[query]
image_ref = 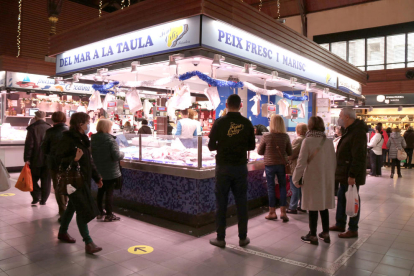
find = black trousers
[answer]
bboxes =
[369,151,382,176]
[97,179,116,216]
[391,159,401,175]
[30,166,51,203]
[215,164,248,240]
[309,209,329,236]
[404,148,413,167]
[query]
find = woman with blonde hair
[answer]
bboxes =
[258,114,292,222]
[91,119,125,222]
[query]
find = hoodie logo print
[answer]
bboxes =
[228,122,244,137]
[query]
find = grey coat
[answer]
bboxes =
[387,132,407,159]
[91,132,125,180]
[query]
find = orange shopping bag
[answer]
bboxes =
[15,164,33,192]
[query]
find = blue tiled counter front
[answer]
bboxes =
[96,166,268,227]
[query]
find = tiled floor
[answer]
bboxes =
[1,167,414,276]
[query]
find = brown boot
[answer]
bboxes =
[265,207,277,220]
[58,233,76,243]
[280,207,289,223]
[339,230,358,239]
[85,242,102,254]
[329,225,346,232]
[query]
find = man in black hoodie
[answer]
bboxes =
[24,111,51,205]
[208,94,256,248]
[330,108,368,238]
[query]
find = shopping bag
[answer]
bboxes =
[0,159,10,192]
[397,149,407,161]
[87,91,103,111]
[15,164,33,192]
[345,185,359,217]
[125,88,143,114]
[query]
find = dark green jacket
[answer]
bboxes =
[91,132,124,180]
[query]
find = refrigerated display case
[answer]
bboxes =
[0,125,26,170]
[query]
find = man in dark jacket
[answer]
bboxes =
[403,126,414,169]
[41,111,69,219]
[208,94,256,248]
[24,111,51,205]
[330,107,368,238]
[138,120,152,134]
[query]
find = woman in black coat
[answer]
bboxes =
[55,112,103,254]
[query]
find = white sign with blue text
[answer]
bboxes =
[201,16,338,89]
[7,72,94,94]
[56,16,201,75]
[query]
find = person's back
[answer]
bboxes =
[43,123,68,171]
[404,128,414,149]
[24,115,51,167]
[259,132,290,166]
[208,94,255,249]
[209,113,255,165]
[138,125,152,135]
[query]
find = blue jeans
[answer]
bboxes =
[289,176,301,210]
[265,165,286,208]
[215,165,248,240]
[336,184,360,232]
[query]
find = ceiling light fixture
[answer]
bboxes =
[54,77,63,85]
[131,61,140,72]
[212,54,225,67]
[242,63,257,74]
[271,71,279,80]
[290,77,297,87]
[97,68,108,76]
[72,73,82,82]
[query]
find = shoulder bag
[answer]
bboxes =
[57,161,84,195]
[392,138,407,161]
[276,138,293,175]
[114,162,123,191]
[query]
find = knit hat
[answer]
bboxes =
[34,111,46,119]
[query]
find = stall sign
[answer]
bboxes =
[201,16,339,89]
[55,16,201,75]
[365,94,414,106]
[6,72,94,94]
[0,71,5,87]
[338,74,362,96]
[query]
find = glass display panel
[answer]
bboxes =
[367,65,385,71]
[408,33,414,62]
[0,125,27,144]
[386,63,405,69]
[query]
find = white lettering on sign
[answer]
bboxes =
[338,74,362,96]
[201,16,340,89]
[55,16,201,75]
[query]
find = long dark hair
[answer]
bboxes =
[69,112,90,133]
[376,125,384,140]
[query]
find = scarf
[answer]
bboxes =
[306,130,326,138]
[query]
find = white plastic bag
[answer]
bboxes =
[102,93,115,111]
[345,185,359,217]
[87,91,103,111]
[126,88,143,114]
[0,159,10,192]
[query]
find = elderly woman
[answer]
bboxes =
[293,116,336,245]
[258,114,292,222]
[333,126,345,152]
[387,128,407,178]
[287,123,308,214]
[91,119,125,222]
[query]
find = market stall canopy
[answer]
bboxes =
[49,0,367,86]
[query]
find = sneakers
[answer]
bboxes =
[209,238,226,248]
[239,237,250,247]
[338,230,358,239]
[318,232,331,243]
[104,214,120,222]
[286,209,298,214]
[301,233,318,245]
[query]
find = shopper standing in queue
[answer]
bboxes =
[175,109,198,137]
[369,123,388,168]
[208,94,255,248]
[330,107,367,239]
[24,111,51,205]
[138,119,152,134]
[387,128,406,178]
[41,111,69,220]
[293,116,336,245]
[56,112,104,254]
[403,126,414,169]
[91,119,125,222]
[287,123,308,214]
[368,125,384,177]
[257,115,292,222]
[385,127,392,166]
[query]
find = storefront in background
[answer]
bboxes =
[48,0,366,227]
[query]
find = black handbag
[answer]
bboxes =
[56,162,84,195]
